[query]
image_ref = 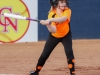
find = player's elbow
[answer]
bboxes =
[49,28,56,33]
[50,29,56,33]
[62,16,67,22]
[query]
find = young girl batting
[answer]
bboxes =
[30,0,76,75]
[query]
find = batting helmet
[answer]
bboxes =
[50,0,70,7]
[50,0,58,7]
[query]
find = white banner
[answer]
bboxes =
[17,0,38,43]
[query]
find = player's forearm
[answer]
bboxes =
[46,25,56,33]
[49,16,67,23]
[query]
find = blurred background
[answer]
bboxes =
[0,0,100,43]
[38,0,100,40]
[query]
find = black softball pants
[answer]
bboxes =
[36,32,75,68]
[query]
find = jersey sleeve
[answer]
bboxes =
[63,8,71,22]
[48,12,56,26]
[48,12,54,19]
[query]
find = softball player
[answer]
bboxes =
[30,0,76,75]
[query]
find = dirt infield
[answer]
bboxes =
[0,39,100,75]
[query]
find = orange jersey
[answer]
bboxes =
[48,8,71,38]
